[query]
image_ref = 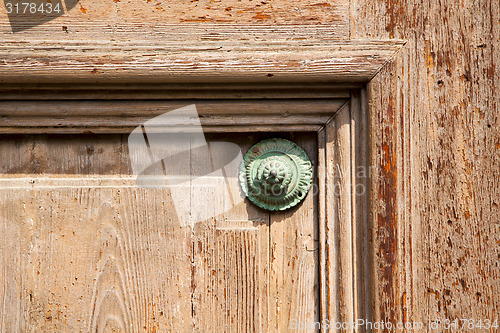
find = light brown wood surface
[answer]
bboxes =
[352,0,500,330]
[269,134,319,330]
[0,37,402,83]
[0,3,400,83]
[0,133,319,332]
[0,0,498,330]
[0,98,348,134]
[0,0,349,31]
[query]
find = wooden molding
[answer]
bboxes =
[0,83,353,100]
[318,93,369,326]
[0,97,349,133]
[0,25,404,84]
[0,25,402,134]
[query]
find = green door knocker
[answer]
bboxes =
[239,138,313,211]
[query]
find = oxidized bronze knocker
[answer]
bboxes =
[239,138,313,211]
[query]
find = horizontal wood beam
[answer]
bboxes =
[0,83,352,100]
[0,99,347,116]
[0,24,404,84]
[0,98,347,134]
[0,125,324,134]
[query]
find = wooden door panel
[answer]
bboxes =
[269,134,319,330]
[0,184,193,332]
[191,133,270,332]
[0,133,319,332]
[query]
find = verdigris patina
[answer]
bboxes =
[239,138,313,211]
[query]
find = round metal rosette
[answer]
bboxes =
[239,138,313,211]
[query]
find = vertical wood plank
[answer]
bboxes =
[351,89,370,331]
[323,104,357,332]
[191,133,270,332]
[269,133,319,332]
[353,0,500,327]
[332,105,354,332]
[317,128,328,326]
[324,117,340,330]
[0,190,23,332]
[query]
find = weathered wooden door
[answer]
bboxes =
[0,132,319,332]
[1,0,498,328]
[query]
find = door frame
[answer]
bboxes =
[0,24,405,330]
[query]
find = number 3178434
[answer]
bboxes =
[5,2,62,14]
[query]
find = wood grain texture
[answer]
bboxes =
[0,84,351,100]
[191,133,271,332]
[0,186,195,332]
[269,133,319,332]
[0,98,347,134]
[0,125,326,135]
[0,0,495,328]
[352,0,500,329]
[0,137,194,332]
[350,89,370,330]
[320,103,365,333]
[0,99,348,116]
[331,104,354,331]
[0,37,402,83]
[0,133,320,332]
[0,134,126,175]
[0,0,349,32]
